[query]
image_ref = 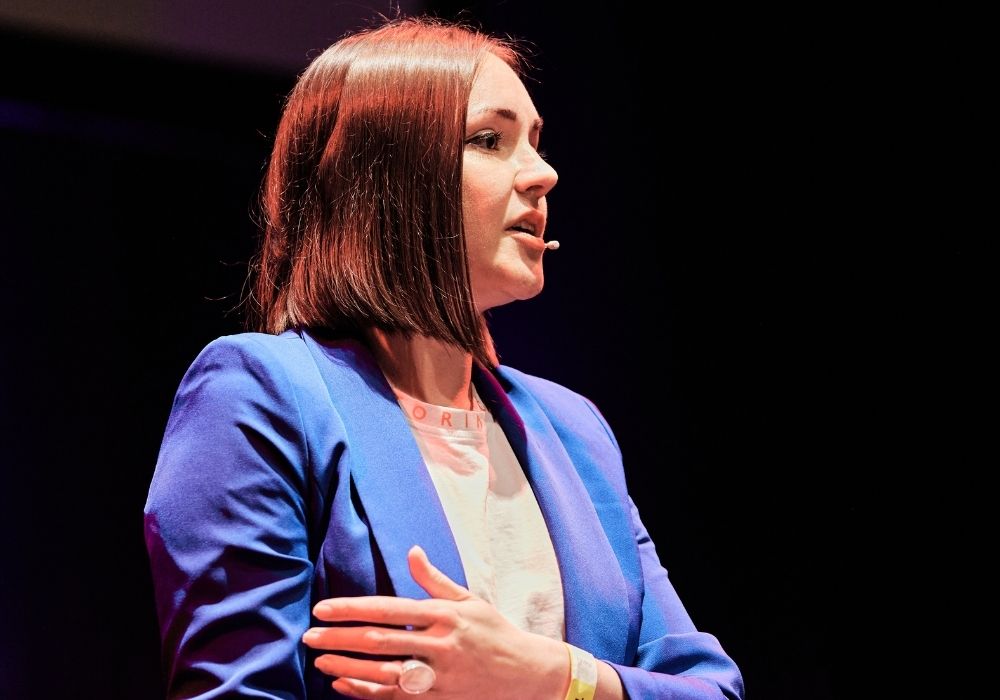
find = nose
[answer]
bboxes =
[514,149,558,201]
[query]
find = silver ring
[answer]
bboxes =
[397,658,436,694]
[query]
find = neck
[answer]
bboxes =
[365,330,475,410]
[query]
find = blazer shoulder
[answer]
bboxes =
[183,330,322,380]
[192,329,308,363]
[182,330,387,420]
[168,331,341,425]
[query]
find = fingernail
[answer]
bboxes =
[303,629,321,642]
[314,602,334,617]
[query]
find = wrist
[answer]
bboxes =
[521,633,574,700]
[563,643,597,700]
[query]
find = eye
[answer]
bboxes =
[464,130,504,150]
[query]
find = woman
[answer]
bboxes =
[144,15,744,700]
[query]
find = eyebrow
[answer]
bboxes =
[469,107,543,134]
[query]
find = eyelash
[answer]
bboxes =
[464,130,549,161]
[465,130,504,150]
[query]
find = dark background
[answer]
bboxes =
[0,2,973,699]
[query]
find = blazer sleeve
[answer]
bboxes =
[143,335,314,699]
[606,497,745,700]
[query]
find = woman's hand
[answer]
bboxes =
[302,545,568,699]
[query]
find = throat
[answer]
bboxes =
[366,329,476,409]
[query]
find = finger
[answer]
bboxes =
[314,653,401,686]
[304,625,400,653]
[313,596,440,627]
[303,625,435,657]
[331,676,397,699]
[408,544,473,601]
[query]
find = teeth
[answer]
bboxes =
[511,222,535,234]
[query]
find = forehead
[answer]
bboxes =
[467,53,538,117]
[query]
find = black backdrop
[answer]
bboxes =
[0,4,973,699]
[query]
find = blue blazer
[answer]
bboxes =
[144,329,744,699]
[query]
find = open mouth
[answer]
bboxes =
[507,223,537,236]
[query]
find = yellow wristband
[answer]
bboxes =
[564,643,597,700]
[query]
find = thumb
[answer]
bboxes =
[407,545,474,601]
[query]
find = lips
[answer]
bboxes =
[507,223,536,235]
[505,211,545,238]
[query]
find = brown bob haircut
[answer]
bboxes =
[248,16,523,368]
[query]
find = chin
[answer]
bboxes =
[511,279,545,305]
[510,263,545,296]
[475,276,544,312]
[523,275,545,299]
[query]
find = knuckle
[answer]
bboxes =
[364,629,390,652]
[440,636,463,655]
[441,607,463,628]
[446,606,472,632]
[378,661,400,684]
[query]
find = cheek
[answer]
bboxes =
[462,165,508,238]
[461,183,484,235]
[463,200,493,256]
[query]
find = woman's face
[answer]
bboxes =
[463,53,559,312]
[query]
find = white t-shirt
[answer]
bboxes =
[393,386,566,641]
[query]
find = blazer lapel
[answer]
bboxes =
[302,333,467,600]
[301,332,630,660]
[475,366,631,662]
